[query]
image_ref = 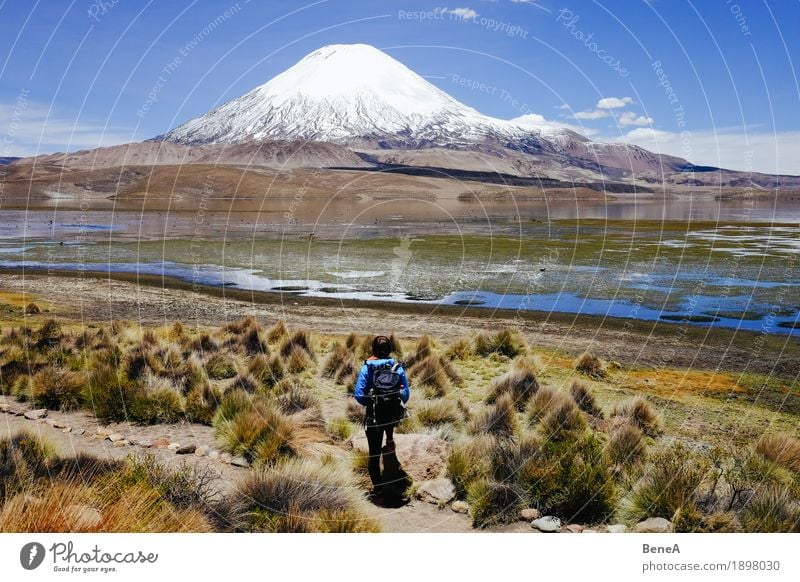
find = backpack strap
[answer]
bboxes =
[391,362,400,373]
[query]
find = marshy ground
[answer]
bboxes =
[1,272,798,533]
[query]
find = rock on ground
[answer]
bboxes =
[349,433,450,482]
[451,501,470,514]
[176,444,197,455]
[24,409,47,420]
[531,516,561,532]
[416,478,456,505]
[606,524,628,533]
[520,508,541,522]
[633,517,673,533]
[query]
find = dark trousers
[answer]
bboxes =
[365,424,394,490]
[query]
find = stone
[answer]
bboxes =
[633,517,673,533]
[176,444,197,455]
[194,445,210,457]
[416,478,456,505]
[46,419,68,429]
[219,453,233,464]
[95,427,112,437]
[167,443,181,451]
[107,433,124,443]
[349,433,451,482]
[564,524,584,533]
[607,524,628,533]
[66,504,102,530]
[531,516,562,532]
[150,438,170,449]
[113,440,129,447]
[128,438,149,447]
[0,401,9,412]
[520,508,541,522]
[231,456,250,468]
[24,409,47,420]
[9,407,26,416]
[70,428,85,436]
[208,450,220,460]
[451,500,470,514]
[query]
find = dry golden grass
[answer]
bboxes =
[612,397,662,437]
[755,433,800,473]
[574,351,606,379]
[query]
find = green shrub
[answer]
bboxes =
[0,431,54,500]
[527,386,570,425]
[83,363,138,423]
[444,338,472,360]
[214,389,253,424]
[447,435,495,498]
[248,353,284,387]
[327,417,354,441]
[415,399,462,428]
[130,388,184,424]
[538,399,586,441]
[185,383,223,425]
[740,486,800,532]
[276,383,321,414]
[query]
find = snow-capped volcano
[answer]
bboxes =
[160,43,571,149]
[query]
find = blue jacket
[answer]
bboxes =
[353,358,410,406]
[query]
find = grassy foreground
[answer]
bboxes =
[1,309,798,532]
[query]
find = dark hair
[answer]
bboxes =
[372,335,392,359]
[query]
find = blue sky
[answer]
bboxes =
[1,0,798,173]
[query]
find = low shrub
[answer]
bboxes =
[326,417,353,441]
[280,330,315,360]
[467,478,525,528]
[404,335,433,369]
[83,364,138,423]
[740,486,800,532]
[527,386,570,425]
[184,383,223,425]
[321,343,352,378]
[410,354,450,398]
[248,353,284,387]
[414,399,462,428]
[444,338,472,360]
[345,399,366,424]
[285,345,311,374]
[447,435,496,498]
[130,387,184,424]
[24,302,40,315]
[0,431,53,500]
[205,353,238,380]
[229,373,259,393]
[276,383,321,414]
[266,320,289,344]
[538,399,586,441]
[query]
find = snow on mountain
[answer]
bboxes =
[160,44,572,150]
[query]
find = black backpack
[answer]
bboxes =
[366,361,406,428]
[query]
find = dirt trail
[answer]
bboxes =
[0,398,480,533]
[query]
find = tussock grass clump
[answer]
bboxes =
[276,383,321,414]
[285,345,311,374]
[345,399,366,424]
[184,354,208,392]
[213,396,325,465]
[266,320,289,344]
[190,333,219,354]
[220,458,379,532]
[755,433,800,473]
[605,423,646,467]
[214,389,252,424]
[447,435,496,498]
[24,302,41,315]
[467,478,525,528]
[242,326,267,355]
[527,386,570,425]
[35,319,62,348]
[141,328,158,346]
[410,354,450,397]
[404,335,433,369]
[612,397,661,437]
[205,353,238,380]
[248,353,284,387]
[486,357,539,410]
[84,363,137,423]
[280,329,315,360]
[468,395,518,438]
[574,351,606,379]
[116,454,216,512]
[474,328,525,359]
[344,332,360,351]
[185,383,223,425]
[335,358,357,388]
[415,398,462,428]
[619,443,709,525]
[321,343,352,378]
[444,337,472,360]
[0,431,54,500]
[569,379,603,418]
[538,399,586,441]
[30,365,85,411]
[326,417,353,442]
[740,486,800,532]
[129,386,184,424]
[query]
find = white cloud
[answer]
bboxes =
[512,113,598,135]
[558,103,571,110]
[449,7,479,20]
[0,101,135,157]
[613,127,800,174]
[617,111,653,127]
[574,109,611,120]
[596,96,633,109]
